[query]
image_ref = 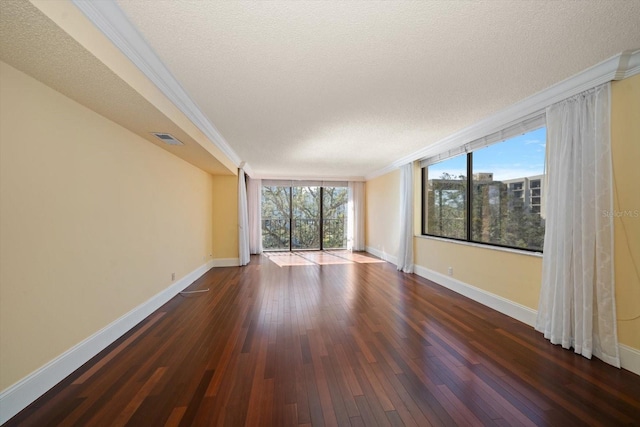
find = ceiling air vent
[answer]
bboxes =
[151,132,184,146]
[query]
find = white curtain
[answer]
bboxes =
[247,176,263,254]
[535,83,620,367]
[397,163,414,273]
[238,168,250,266]
[347,181,365,251]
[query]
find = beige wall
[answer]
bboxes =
[365,169,400,261]
[31,0,237,175]
[0,61,215,390]
[365,74,640,352]
[414,239,542,308]
[611,73,640,348]
[212,175,239,260]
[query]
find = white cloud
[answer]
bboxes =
[524,139,544,145]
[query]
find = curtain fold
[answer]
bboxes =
[397,163,414,273]
[238,168,250,266]
[535,82,619,367]
[247,176,262,254]
[347,181,365,251]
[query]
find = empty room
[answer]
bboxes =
[1,0,639,425]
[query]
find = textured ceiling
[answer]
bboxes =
[2,1,640,180]
[115,0,640,178]
[0,0,233,175]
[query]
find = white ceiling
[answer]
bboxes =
[112,0,640,179]
[4,1,640,180]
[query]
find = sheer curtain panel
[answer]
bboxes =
[238,168,250,266]
[397,163,414,273]
[247,176,262,254]
[535,83,620,367]
[347,181,365,251]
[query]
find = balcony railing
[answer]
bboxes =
[262,218,346,250]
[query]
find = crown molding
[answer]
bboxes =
[70,0,247,172]
[240,162,254,178]
[365,49,640,181]
[622,49,640,79]
[255,175,365,182]
[364,163,401,181]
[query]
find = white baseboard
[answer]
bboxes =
[413,265,538,326]
[619,344,640,376]
[212,258,240,267]
[413,264,640,377]
[365,246,398,266]
[0,260,214,425]
[1,259,637,424]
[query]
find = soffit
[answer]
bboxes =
[0,0,234,175]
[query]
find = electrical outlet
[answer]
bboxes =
[448,267,453,276]
[171,272,176,281]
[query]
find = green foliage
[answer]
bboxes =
[261,186,348,250]
[322,187,348,249]
[470,179,545,251]
[292,186,320,249]
[427,173,467,240]
[262,186,291,250]
[426,173,545,251]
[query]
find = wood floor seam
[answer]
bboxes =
[6,253,640,426]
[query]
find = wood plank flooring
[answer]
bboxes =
[6,253,640,426]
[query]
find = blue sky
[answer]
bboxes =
[428,127,546,181]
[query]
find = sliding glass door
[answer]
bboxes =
[292,186,321,250]
[322,186,348,249]
[261,185,291,251]
[261,182,348,251]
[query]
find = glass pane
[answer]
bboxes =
[471,127,546,251]
[425,154,467,239]
[292,186,320,250]
[322,187,348,249]
[261,186,291,250]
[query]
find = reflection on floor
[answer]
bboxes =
[264,250,386,267]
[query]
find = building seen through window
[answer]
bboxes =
[423,127,546,252]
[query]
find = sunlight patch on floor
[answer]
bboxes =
[264,251,385,267]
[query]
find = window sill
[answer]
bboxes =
[415,234,543,258]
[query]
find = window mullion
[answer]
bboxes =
[466,152,473,242]
[289,187,293,251]
[421,168,426,235]
[320,187,324,251]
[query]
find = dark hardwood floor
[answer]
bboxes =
[6,253,640,426]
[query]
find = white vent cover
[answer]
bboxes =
[151,132,184,146]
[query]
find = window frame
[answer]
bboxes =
[421,128,546,254]
[420,155,470,243]
[261,182,349,252]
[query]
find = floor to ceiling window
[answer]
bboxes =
[292,186,321,250]
[322,186,348,249]
[261,185,291,251]
[261,181,348,251]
